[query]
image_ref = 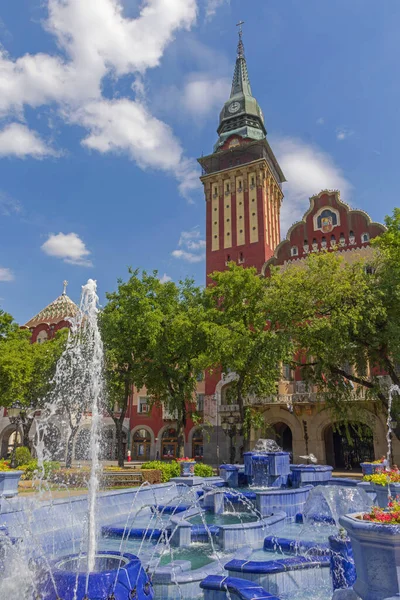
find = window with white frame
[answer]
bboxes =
[282,364,292,381]
[361,232,370,243]
[197,394,205,412]
[291,246,298,257]
[138,397,149,414]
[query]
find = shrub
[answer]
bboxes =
[20,460,61,481]
[142,460,180,482]
[15,446,31,467]
[0,459,10,471]
[194,463,213,477]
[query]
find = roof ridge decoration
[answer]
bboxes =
[24,283,79,329]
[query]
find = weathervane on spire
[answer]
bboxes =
[236,20,245,58]
[62,280,68,296]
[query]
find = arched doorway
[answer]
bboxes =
[271,422,293,453]
[161,428,177,459]
[75,429,91,460]
[1,429,21,459]
[192,430,203,460]
[100,428,114,460]
[132,429,151,461]
[324,422,374,469]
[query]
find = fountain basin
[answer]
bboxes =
[224,555,331,597]
[38,551,153,600]
[256,485,312,519]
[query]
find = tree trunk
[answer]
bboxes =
[21,416,34,450]
[65,426,79,468]
[177,404,187,459]
[237,381,250,452]
[114,418,125,468]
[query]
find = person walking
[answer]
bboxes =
[127,449,131,463]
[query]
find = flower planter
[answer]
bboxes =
[360,462,386,476]
[179,461,196,477]
[0,471,23,498]
[340,512,400,600]
[372,482,400,508]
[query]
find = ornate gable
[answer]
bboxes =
[262,190,386,274]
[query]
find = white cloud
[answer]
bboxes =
[159,273,172,283]
[0,267,14,282]
[336,127,354,141]
[172,229,206,263]
[205,0,228,19]
[182,75,230,117]
[0,190,21,215]
[41,232,92,266]
[316,117,324,125]
[0,0,200,199]
[66,98,200,198]
[0,123,55,158]
[272,136,352,236]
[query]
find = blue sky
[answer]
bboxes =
[0,0,399,324]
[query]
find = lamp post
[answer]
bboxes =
[221,413,243,464]
[7,404,23,469]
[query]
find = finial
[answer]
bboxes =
[236,20,245,58]
[62,280,68,296]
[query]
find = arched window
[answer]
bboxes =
[361,232,370,243]
[36,330,48,344]
[132,429,151,461]
[192,430,203,460]
[291,246,298,257]
[162,428,177,459]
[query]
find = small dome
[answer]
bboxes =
[24,282,78,328]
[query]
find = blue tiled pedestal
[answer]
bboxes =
[290,465,333,488]
[251,453,291,488]
[219,464,239,488]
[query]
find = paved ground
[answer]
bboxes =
[17,469,363,499]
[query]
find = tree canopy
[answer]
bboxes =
[205,262,293,448]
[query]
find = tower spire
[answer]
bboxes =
[231,21,252,98]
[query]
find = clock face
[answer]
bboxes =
[228,101,241,114]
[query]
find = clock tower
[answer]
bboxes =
[198,24,286,276]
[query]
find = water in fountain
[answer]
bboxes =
[33,279,105,576]
[252,439,282,453]
[302,485,372,526]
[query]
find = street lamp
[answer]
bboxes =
[7,404,24,469]
[221,413,243,464]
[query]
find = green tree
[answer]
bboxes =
[100,269,164,467]
[0,327,67,449]
[264,235,400,422]
[142,277,209,458]
[205,262,293,451]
